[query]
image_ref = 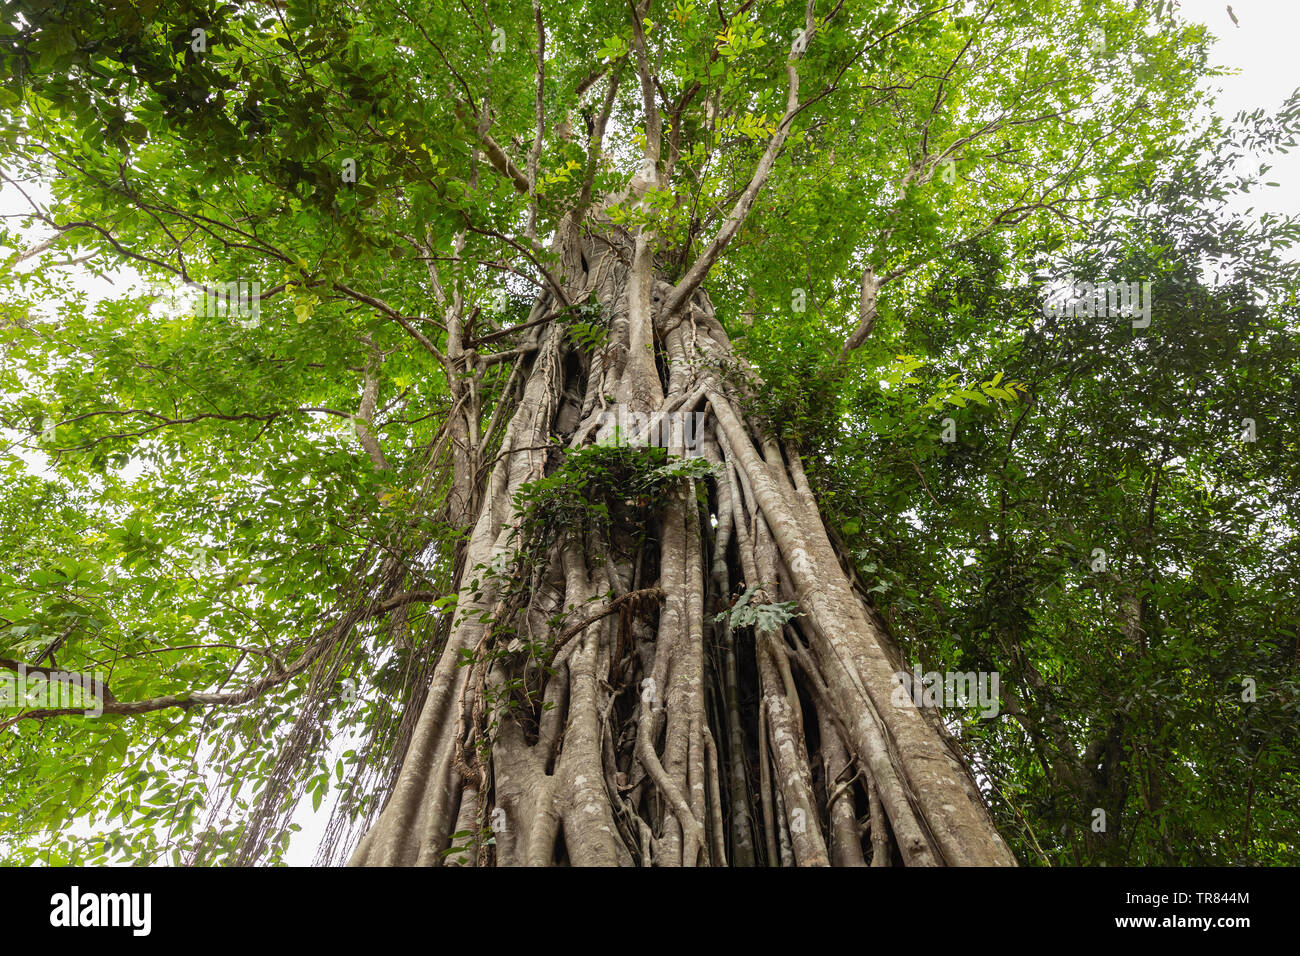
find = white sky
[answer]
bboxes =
[2,0,1297,865]
[1177,0,1300,224]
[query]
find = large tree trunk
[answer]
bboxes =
[347,219,1016,867]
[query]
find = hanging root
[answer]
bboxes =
[349,227,1015,867]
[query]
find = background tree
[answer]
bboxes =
[820,113,1300,864]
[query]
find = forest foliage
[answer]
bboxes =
[0,0,1296,864]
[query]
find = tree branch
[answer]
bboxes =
[0,591,443,730]
[660,0,821,320]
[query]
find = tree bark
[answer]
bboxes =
[348,220,1016,867]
